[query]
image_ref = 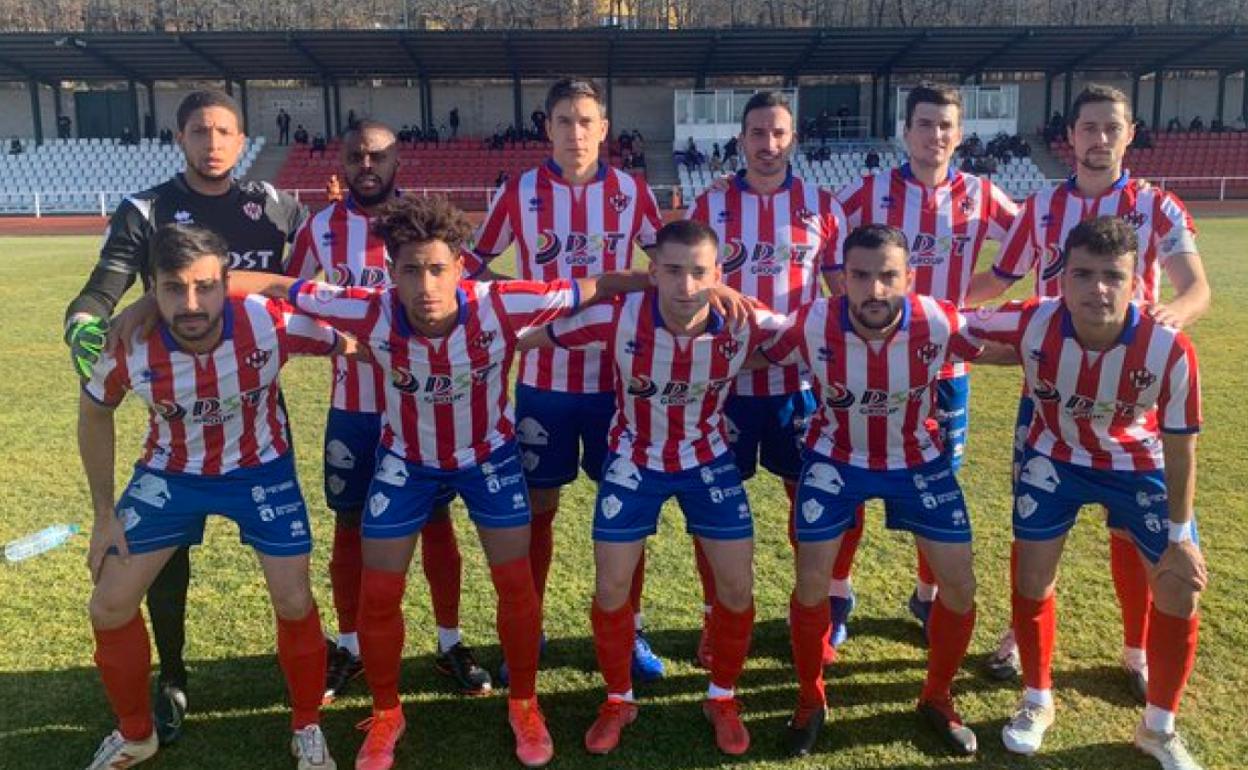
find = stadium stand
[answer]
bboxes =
[0,137,263,214]
[1050,132,1248,197]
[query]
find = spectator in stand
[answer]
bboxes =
[960,154,975,173]
[159,128,174,146]
[723,136,738,171]
[619,130,633,155]
[865,148,880,171]
[346,109,359,132]
[398,125,411,143]
[1188,115,1204,133]
[57,114,72,140]
[1167,116,1183,132]
[8,136,22,155]
[1233,114,1247,132]
[120,127,137,146]
[531,108,547,140]
[1131,120,1153,149]
[709,143,723,173]
[277,109,291,145]
[427,125,440,146]
[1209,117,1224,133]
[1044,111,1064,144]
[1009,133,1031,158]
[294,125,309,145]
[310,133,327,157]
[449,108,460,139]
[622,149,635,170]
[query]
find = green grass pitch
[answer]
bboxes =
[0,221,1245,769]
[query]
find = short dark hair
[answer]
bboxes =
[1063,215,1139,268]
[655,219,719,254]
[843,223,909,263]
[904,82,962,128]
[176,90,244,132]
[371,194,475,257]
[740,90,794,133]
[151,224,230,278]
[343,119,396,144]
[1068,84,1131,129]
[545,78,606,118]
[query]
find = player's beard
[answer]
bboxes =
[170,310,223,344]
[1077,148,1116,174]
[851,298,902,331]
[349,173,396,208]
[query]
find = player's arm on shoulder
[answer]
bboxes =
[965,269,1016,305]
[576,270,650,308]
[78,390,127,580]
[229,270,300,299]
[1148,250,1211,329]
[66,198,149,324]
[539,301,616,352]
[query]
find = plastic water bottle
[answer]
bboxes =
[4,523,80,563]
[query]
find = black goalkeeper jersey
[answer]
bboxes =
[65,174,308,322]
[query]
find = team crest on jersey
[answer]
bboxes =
[245,349,273,369]
[716,338,741,360]
[174,210,193,224]
[470,331,497,350]
[608,193,631,213]
[242,201,263,221]
[1129,367,1157,390]
[916,342,942,365]
[959,196,977,214]
[1121,210,1147,229]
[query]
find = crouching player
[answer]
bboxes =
[79,224,343,769]
[970,216,1207,770]
[755,224,986,757]
[521,220,769,757]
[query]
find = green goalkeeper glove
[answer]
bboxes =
[65,315,108,379]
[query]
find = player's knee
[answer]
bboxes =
[1151,575,1200,619]
[271,583,314,620]
[594,575,632,612]
[88,589,140,629]
[937,571,977,614]
[1014,565,1055,601]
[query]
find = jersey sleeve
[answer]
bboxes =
[984,180,1021,243]
[759,307,809,368]
[1158,334,1202,434]
[1154,190,1199,266]
[833,177,865,229]
[284,221,322,279]
[287,279,383,339]
[65,197,153,322]
[493,279,580,337]
[635,183,662,249]
[270,185,310,245]
[963,299,1031,351]
[746,302,788,350]
[685,191,710,223]
[82,349,131,408]
[819,192,850,272]
[548,298,618,349]
[465,183,516,277]
[991,197,1039,281]
[268,297,339,357]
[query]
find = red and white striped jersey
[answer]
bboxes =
[992,173,1197,301]
[289,278,579,470]
[836,164,1017,378]
[466,160,662,395]
[762,294,982,471]
[287,197,390,413]
[686,168,847,396]
[548,289,782,473]
[84,296,339,476]
[967,298,1201,471]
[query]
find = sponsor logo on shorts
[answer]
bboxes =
[369,492,390,518]
[512,492,527,510]
[485,471,524,495]
[290,519,307,538]
[737,502,751,519]
[521,450,541,472]
[129,474,172,509]
[801,498,824,524]
[119,507,141,531]
[601,494,623,520]
[1136,489,1167,508]
[516,417,550,447]
[803,463,845,495]
[951,509,967,527]
[326,440,357,470]
[604,456,643,491]
[1020,455,1060,493]
[375,453,410,486]
[709,485,745,504]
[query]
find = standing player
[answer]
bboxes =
[686,90,846,667]
[64,89,308,743]
[286,120,488,700]
[757,224,984,757]
[521,221,770,757]
[236,195,667,770]
[968,84,1211,688]
[970,217,1206,770]
[829,83,1018,646]
[466,78,667,682]
[79,225,341,769]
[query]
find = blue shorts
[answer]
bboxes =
[935,375,970,472]
[723,390,817,480]
[1012,445,1198,563]
[114,453,312,557]
[324,408,453,513]
[1012,394,1035,483]
[794,451,972,544]
[515,384,614,488]
[362,442,531,540]
[592,452,754,543]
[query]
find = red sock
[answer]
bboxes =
[916,547,936,586]
[1110,534,1151,649]
[921,600,976,702]
[629,549,646,618]
[329,524,362,635]
[1012,590,1056,690]
[277,604,327,729]
[831,505,866,581]
[1146,606,1199,713]
[709,600,755,691]
[789,595,830,708]
[591,599,635,696]
[529,509,556,606]
[421,515,462,629]
[358,567,407,710]
[93,613,153,741]
[491,556,542,700]
[693,539,717,607]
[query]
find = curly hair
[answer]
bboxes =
[371,194,475,257]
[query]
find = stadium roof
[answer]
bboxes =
[0,25,1244,84]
